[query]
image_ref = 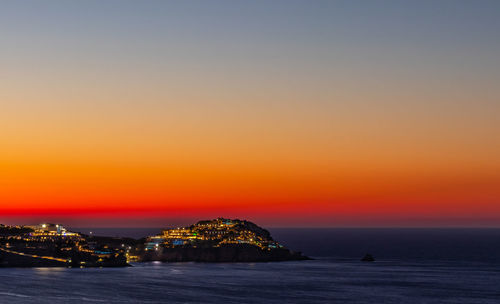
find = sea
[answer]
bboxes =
[1,228,499,303]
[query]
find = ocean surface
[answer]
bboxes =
[2,228,500,303]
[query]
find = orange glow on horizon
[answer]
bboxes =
[1,1,499,227]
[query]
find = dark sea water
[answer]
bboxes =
[2,228,500,303]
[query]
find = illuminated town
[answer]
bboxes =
[1,218,307,267]
[146,218,283,251]
[0,223,129,267]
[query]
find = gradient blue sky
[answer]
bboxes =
[1,0,499,227]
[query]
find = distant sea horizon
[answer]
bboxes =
[70,227,500,263]
[3,227,499,303]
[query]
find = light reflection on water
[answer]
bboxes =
[3,229,500,303]
[33,267,66,276]
[1,259,499,304]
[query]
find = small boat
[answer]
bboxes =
[361,254,375,262]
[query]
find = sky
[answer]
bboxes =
[1,0,499,227]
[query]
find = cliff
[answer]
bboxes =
[0,249,67,267]
[141,244,309,263]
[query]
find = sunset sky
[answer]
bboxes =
[1,0,499,227]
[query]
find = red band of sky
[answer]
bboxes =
[1,1,499,227]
